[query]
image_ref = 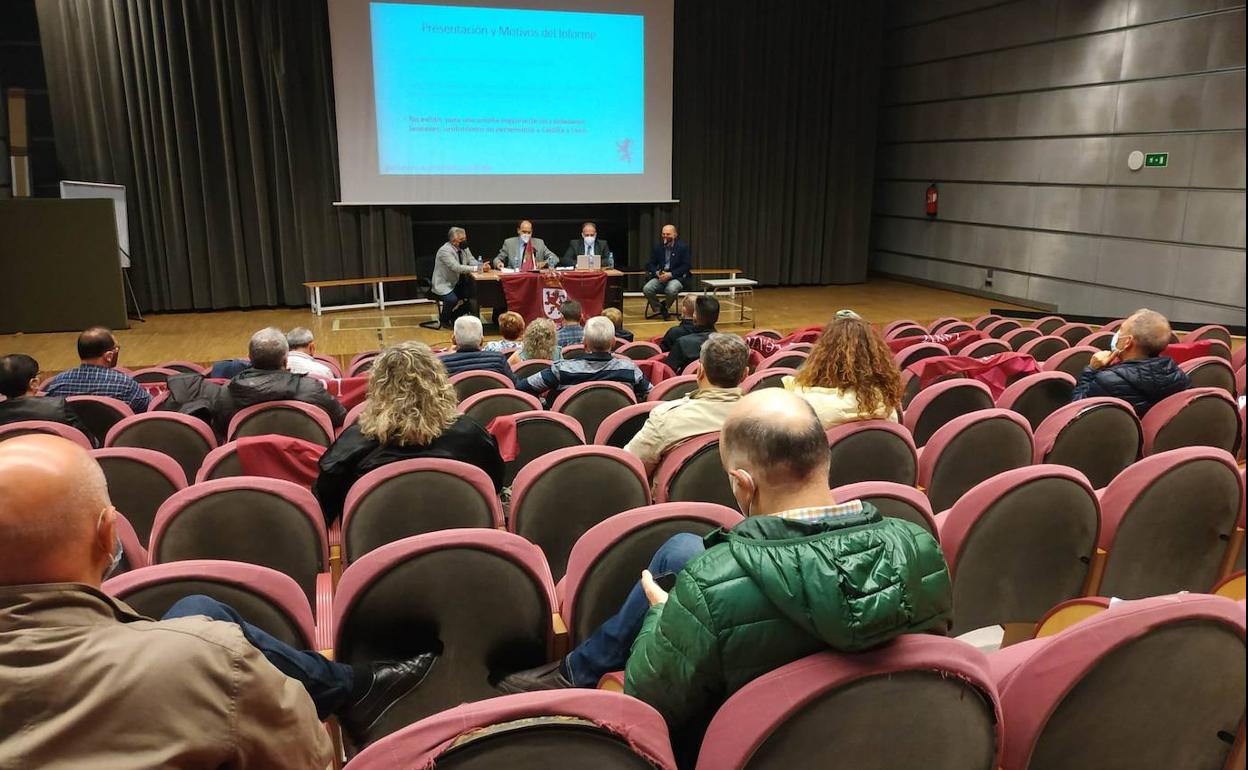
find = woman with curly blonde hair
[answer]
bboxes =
[508,317,562,366]
[783,314,902,427]
[315,341,504,524]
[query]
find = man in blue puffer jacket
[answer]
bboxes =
[1071,308,1190,417]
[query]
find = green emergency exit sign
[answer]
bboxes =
[1145,152,1169,167]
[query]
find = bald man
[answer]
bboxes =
[0,436,434,766]
[1071,308,1190,416]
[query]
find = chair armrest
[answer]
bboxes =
[549,612,569,659]
[597,671,625,692]
[316,571,335,655]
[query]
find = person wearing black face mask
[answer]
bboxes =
[431,226,479,330]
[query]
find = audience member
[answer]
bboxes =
[0,435,435,765]
[1071,308,1190,416]
[659,295,698,352]
[602,307,634,344]
[316,342,504,524]
[556,301,585,348]
[484,312,526,354]
[625,334,748,474]
[665,296,720,375]
[439,316,517,382]
[42,327,150,413]
[784,315,902,427]
[518,317,652,404]
[215,327,346,433]
[0,354,94,443]
[508,318,563,366]
[500,390,950,763]
[284,327,335,379]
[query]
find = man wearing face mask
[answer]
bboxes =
[494,220,559,272]
[561,221,614,268]
[1071,307,1190,416]
[643,223,693,320]
[431,226,480,330]
[0,435,437,766]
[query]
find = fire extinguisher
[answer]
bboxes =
[925,183,938,218]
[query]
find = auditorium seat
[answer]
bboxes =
[1032,397,1141,489]
[694,639,1001,770]
[91,447,187,545]
[959,339,1010,357]
[828,481,937,538]
[1051,323,1095,347]
[1094,447,1243,599]
[647,375,699,402]
[458,388,543,430]
[112,510,149,575]
[130,366,181,386]
[989,594,1245,770]
[512,357,554,379]
[653,432,737,511]
[1030,596,1111,640]
[942,321,976,335]
[825,420,918,487]
[226,400,335,446]
[1001,327,1042,351]
[1182,324,1232,346]
[502,411,585,486]
[312,354,343,377]
[1237,365,1246,397]
[682,360,702,376]
[1030,315,1067,335]
[1212,570,1245,601]
[996,371,1077,430]
[160,360,210,375]
[1017,335,1069,363]
[756,349,809,370]
[883,325,928,343]
[510,445,650,580]
[66,395,134,446]
[551,381,637,444]
[149,477,329,604]
[1141,387,1240,455]
[104,560,317,649]
[784,342,814,354]
[749,328,783,340]
[740,367,798,393]
[934,465,1099,638]
[562,344,588,360]
[195,436,323,488]
[971,314,1002,330]
[616,341,662,360]
[1100,318,1125,332]
[146,391,172,411]
[342,458,504,564]
[894,342,950,369]
[1040,345,1098,378]
[449,369,515,403]
[928,316,962,333]
[982,318,1022,339]
[903,378,995,448]
[332,530,560,744]
[593,402,660,447]
[882,320,922,337]
[105,412,217,483]
[0,419,93,450]
[1204,338,1233,361]
[1179,356,1236,394]
[918,409,1034,512]
[1076,330,1114,350]
[1231,344,1246,372]
[559,502,742,646]
[348,351,379,377]
[341,400,368,432]
[345,690,678,770]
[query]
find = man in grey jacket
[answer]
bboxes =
[432,226,479,329]
[493,220,559,271]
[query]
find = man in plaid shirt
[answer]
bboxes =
[555,300,585,348]
[43,328,150,414]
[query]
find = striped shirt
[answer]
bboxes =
[43,364,151,414]
[774,499,865,523]
[518,352,651,403]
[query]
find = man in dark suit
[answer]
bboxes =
[644,224,692,321]
[560,222,614,268]
[0,354,94,444]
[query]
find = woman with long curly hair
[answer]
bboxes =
[784,314,902,427]
[508,317,562,366]
[314,341,504,525]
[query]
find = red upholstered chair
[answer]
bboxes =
[457,388,543,429]
[1205,339,1232,361]
[502,411,585,486]
[332,530,560,744]
[941,321,976,335]
[928,316,963,333]
[510,445,650,580]
[195,436,323,488]
[1030,315,1067,335]
[918,409,1033,512]
[449,369,515,403]
[694,638,1002,770]
[0,419,93,450]
[1141,387,1240,455]
[91,447,186,545]
[512,358,554,379]
[1051,323,1095,346]
[933,465,1099,637]
[1179,356,1236,394]
[971,314,1002,330]
[634,358,676,385]
[756,349,809,370]
[1100,318,1125,332]
[653,432,738,512]
[825,420,918,488]
[749,328,784,340]
[616,341,663,360]
[1237,364,1246,397]
[1231,344,1246,372]
[903,378,995,448]
[105,412,217,484]
[342,400,368,431]
[1076,330,1114,350]
[1001,327,1042,351]
[226,400,335,446]
[647,375,699,402]
[159,360,209,375]
[959,339,1011,357]
[740,367,798,393]
[829,481,937,538]
[1032,397,1141,489]
[883,325,928,342]
[682,359,702,376]
[66,395,134,447]
[882,319,922,336]
[561,343,588,360]
[1093,447,1243,599]
[1183,324,1232,346]
[348,353,378,378]
[996,371,1077,430]
[593,401,660,447]
[342,459,504,564]
[311,354,343,377]
[784,342,814,354]
[146,391,172,412]
[130,366,181,386]
[551,381,637,444]
[989,594,1245,770]
[982,318,1023,339]
[149,477,329,605]
[1017,335,1069,363]
[345,690,677,770]
[559,502,742,646]
[111,511,149,576]
[1040,345,1098,378]
[894,342,951,369]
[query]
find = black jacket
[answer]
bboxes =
[440,349,517,383]
[666,326,716,375]
[1070,356,1191,417]
[314,415,504,525]
[659,319,696,353]
[647,240,693,284]
[0,396,96,447]
[216,368,346,434]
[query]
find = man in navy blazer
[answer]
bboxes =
[644,224,692,321]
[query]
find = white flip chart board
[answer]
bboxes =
[59,180,130,268]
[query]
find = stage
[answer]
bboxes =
[3,278,1033,374]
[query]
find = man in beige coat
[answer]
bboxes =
[0,435,433,768]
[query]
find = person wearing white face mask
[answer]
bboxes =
[494,220,558,272]
[1071,307,1190,417]
[561,221,613,268]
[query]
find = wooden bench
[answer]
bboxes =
[302,275,434,316]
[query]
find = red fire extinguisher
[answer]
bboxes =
[925,183,938,217]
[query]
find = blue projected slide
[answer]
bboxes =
[370,3,645,175]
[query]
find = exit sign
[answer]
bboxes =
[1145,152,1169,167]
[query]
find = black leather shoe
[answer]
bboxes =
[495,660,574,694]
[339,653,436,747]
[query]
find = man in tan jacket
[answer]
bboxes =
[0,435,433,769]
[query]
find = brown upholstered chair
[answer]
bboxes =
[1182,324,1232,346]
[960,339,1011,357]
[918,409,1033,512]
[825,420,918,488]
[1033,397,1142,489]
[903,378,995,448]
[740,367,798,393]
[593,401,661,447]
[1142,387,1240,455]
[91,447,187,545]
[457,389,543,430]
[982,318,1023,339]
[502,411,585,486]
[996,371,1077,430]
[894,342,951,369]
[105,412,218,484]
[551,381,637,445]
[1029,315,1067,335]
[616,341,663,360]
[756,350,810,370]
[66,395,134,446]
[1002,327,1042,351]
[1179,356,1236,394]
[511,358,554,379]
[1076,330,1114,350]
[647,375,700,402]
[226,400,335,446]
[971,314,1002,330]
[1041,345,1098,378]
[653,432,738,512]
[1017,335,1069,363]
[0,419,94,450]
[449,369,515,403]
[829,481,937,539]
[1051,323,1095,346]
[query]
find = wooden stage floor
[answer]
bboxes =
[3,278,1033,374]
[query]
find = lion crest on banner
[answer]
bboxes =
[541,273,567,321]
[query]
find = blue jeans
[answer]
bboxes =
[564,533,706,687]
[163,595,354,720]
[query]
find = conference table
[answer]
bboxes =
[469,268,626,317]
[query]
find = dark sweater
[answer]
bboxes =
[0,396,96,447]
[439,349,517,383]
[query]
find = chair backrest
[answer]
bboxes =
[1231,344,1246,373]
[349,350,379,368]
[1097,447,1244,599]
[919,409,1034,512]
[680,359,702,376]
[694,638,1002,770]
[653,432,738,511]
[1002,327,1042,351]
[991,594,1245,770]
[828,481,937,538]
[510,445,651,580]
[593,401,661,447]
[226,400,335,446]
[1017,335,1069,362]
[1077,330,1114,350]
[449,369,515,403]
[756,350,809,370]
[825,420,918,487]
[959,339,1010,357]
[343,458,504,564]
[1179,356,1236,394]
[1142,387,1241,455]
[130,366,180,384]
[1033,397,1142,488]
[1182,324,1232,346]
[903,378,995,447]
[971,314,1002,330]
[883,324,928,341]
[1205,339,1233,362]
[616,341,663,361]
[512,358,554,379]
[348,357,377,377]
[1052,323,1095,346]
[995,371,1077,430]
[740,367,798,393]
[894,342,951,370]
[749,328,784,340]
[0,419,93,450]
[110,510,149,575]
[983,318,1023,339]
[458,389,544,429]
[561,503,743,645]
[66,395,134,446]
[937,465,1099,636]
[149,477,328,603]
[104,411,217,484]
[562,344,588,360]
[1030,315,1067,335]
[1100,318,1126,332]
[312,354,343,377]
[194,435,323,488]
[333,530,558,743]
[882,320,921,336]
[346,690,678,770]
[647,375,699,402]
[103,560,316,649]
[90,447,187,545]
[1237,364,1246,397]
[503,411,585,486]
[1041,345,1099,378]
[551,381,637,443]
[928,316,962,334]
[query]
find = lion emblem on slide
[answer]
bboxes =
[617,138,633,164]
